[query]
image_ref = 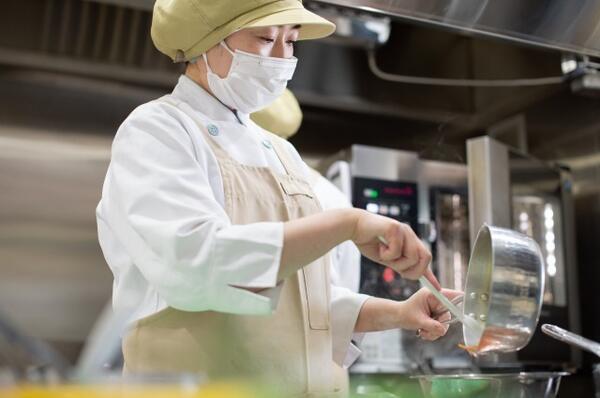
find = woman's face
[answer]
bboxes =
[203,24,300,78]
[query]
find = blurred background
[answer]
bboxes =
[1,0,600,396]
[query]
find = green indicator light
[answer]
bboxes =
[364,188,379,198]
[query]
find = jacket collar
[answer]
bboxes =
[172,75,249,125]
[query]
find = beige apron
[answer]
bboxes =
[122,99,347,397]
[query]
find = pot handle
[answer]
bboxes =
[541,324,600,358]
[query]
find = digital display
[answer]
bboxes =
[382,185,415,197]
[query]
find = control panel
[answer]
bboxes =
[353,177,420,301]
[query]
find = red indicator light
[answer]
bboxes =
[383,268,395,283]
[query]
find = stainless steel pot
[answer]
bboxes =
[412,372,568,398]
[462,224,545,352]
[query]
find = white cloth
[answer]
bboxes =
[96,75,369,366]
[312,174,361,294]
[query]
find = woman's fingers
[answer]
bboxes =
[441,288,464,300]
[379,224,422,272]
[417,317,449,341]
[368,218,436,284]
[399,241,433,281]
[378,224,405,262]
[428,288,464,311]
[435,311,452,324]
[422,269,441,290]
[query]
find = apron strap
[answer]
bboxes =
[269,135,305,179]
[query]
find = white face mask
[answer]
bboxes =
[202,41,297,114]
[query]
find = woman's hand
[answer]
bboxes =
[396,288,463,341]
[280,208,439,286]
[350,209,440,288]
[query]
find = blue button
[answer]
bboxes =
[207,124,219,136]
[262,139,272,149]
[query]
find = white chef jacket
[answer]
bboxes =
[312,174,361,294]
[96,75,369,366]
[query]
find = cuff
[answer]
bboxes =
[330,287,370,367]
[344,332,367,366]
[209,222,284,314]
[214,282,284,315]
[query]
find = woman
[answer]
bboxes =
[96,0,460,396]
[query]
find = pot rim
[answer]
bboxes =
[410,371,570,380]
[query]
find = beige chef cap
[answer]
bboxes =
[152,0,336,62]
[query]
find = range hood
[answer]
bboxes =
[312,0,600,58]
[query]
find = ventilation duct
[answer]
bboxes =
[312,0,600,58]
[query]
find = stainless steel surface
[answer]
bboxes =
[0,127,113,344]
[541,324,600,357]
[559,169,583,367]
[419,161,469,293]
[419,160,468,188]
[314,0,600,58]
[412,372,569,398]
[467,136,511,245]
[350,145,419,182]
[463,224,545,352]
[431,192,469,290]
[314,6,391,48]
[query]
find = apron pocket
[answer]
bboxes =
[280,178,314,199]
[302,262,330,330]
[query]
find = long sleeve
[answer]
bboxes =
[99,104,283,315]
[330,285,369,367]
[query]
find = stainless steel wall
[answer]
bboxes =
[0,126,113,349]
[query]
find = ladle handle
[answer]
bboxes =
[418,275,465,323]
[376,235,482,333]
[542,324,600,358]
